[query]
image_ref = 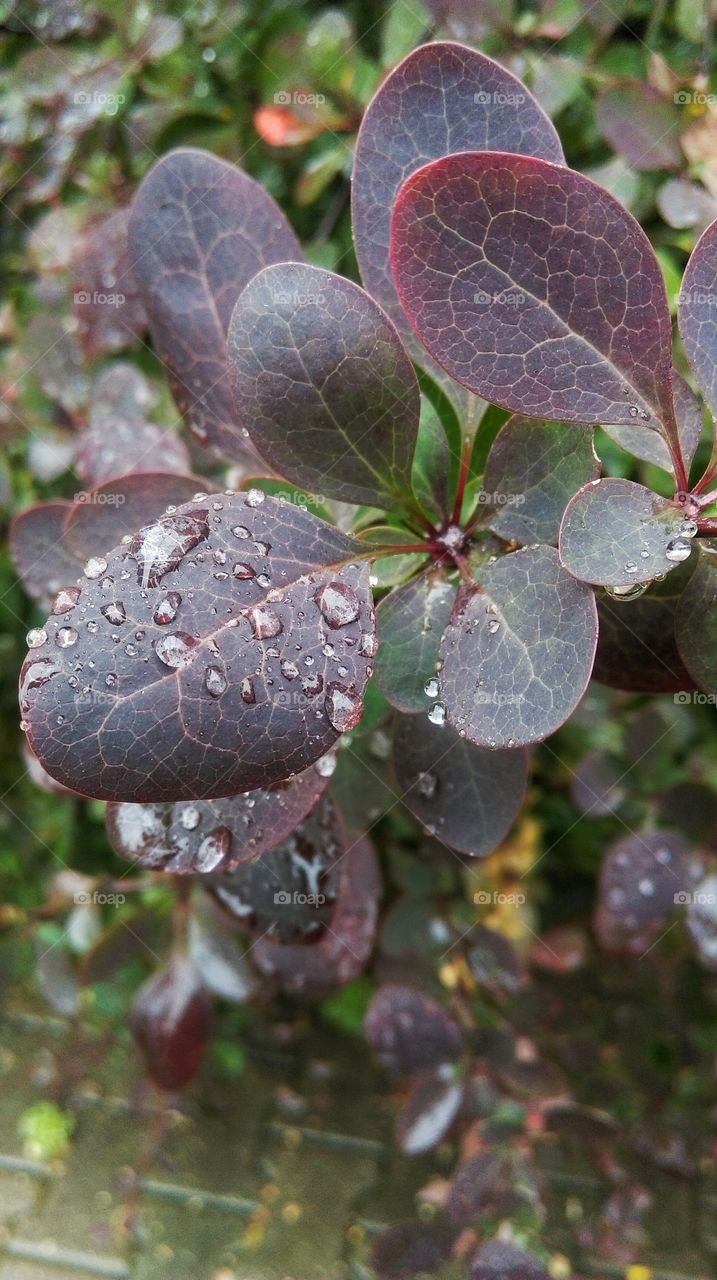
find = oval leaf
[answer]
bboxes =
[484,416,599,546]
[559,478,687,587]
[679,217,717,422]
[374,571,456,713]
[10,501,80,610]
[130,952,212,1091]
[595,82,683,172]
[353,41,563,408]
[20,493,375,801]
[128,148,303,461]
[227,262,419,508]
[603,369,703,476]
[63,472,201,560]
[391,152,675,435]
[106,764,330,873]
[364,983,464,1073]
[437,545,597,747]
[595,830,689,955]
[396,1071,463,1155]
[393,715,527,855]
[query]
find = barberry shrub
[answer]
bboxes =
[13,41,717,1098]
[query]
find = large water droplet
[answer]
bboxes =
[605,581,648,601]
[245,488,265,507]
[665,538,692,564]
[428,701,447,726]
[84,557,108,579]
[27,628,48,649]
[240,676,256,704]
[56,627,79,648]
[180,805,201,831]
[154,632,198,669]
[315,582,361,629]
[231,524,251,540]
[101,601,126,626]
[325,683,362,732]
[233,562,256,580]
[129,509,209,588]
[424,677,440,699]
[52,587,81,615]
[281,660,299,680]
[153,592,182,625]
[247,605,282,639]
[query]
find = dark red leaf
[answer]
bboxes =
[675,545,717,693]
[128,148,303,461]
[391,152,676,438]
[679,217,717,423]
[352,41,563,409]
[596,82,683,171]
[77,364,191,486]
[594,830,690,955]
[130,952,212,1091]
[9,501,81,610]
[593,559,697,694]
[466,925,526,996]
[559,479,687,588]
[63,472,201,561]
[20,493,375,801]
[72,208,147,356]
[446,1153,507,1225]
[484,416,599,547]
[570,749,626,816]
[374,571,456,714]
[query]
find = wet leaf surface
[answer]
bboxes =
[559,478,686,587]
[72,208,147,356]
[602,369,703,477]
[228,262,419,508]
[251,834,380,995]
[20,493,375,801]
[9,500,81,610]
[77,364,191,485]
[352,41,562,411]
[438,546,597,747]
[484,416,599,546]
[393,715,527,856]
[106,762,329,873]
[63,472,201,560]
[374,571,456,713]
[128,148,303,460]
[392,153,675,435]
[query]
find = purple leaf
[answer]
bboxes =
[372,1218,455,1280]
[596,82,683,172]
[483,416,599,546]
[678,217,717,422]
[470,1239,550,1280]
[250,834,380,995]
[364,983,464,1073]
[391,152,676,440]
[570,749,626,817]
[352,41,563,409]
[130,952,212,1091]
[446,1153,507,1225]
[593,560,697,693]
[594,830,690,955]
[19,493,375,801]
[228,262,419,508]
[675,545,717,693]
[559,478,687,587]
[466,925,526,997]
[77,364,191,486]
[63,472,202,561]
[393,715,527,855]
[72,207,147,356]
[396,1070,463,1154]
[128,148,303,461]
[437,546,597,748]
[9,501,81,611]
[106,764,330,874]
[374,571,456,713]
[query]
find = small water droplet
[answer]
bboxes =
[315,749,337,778]
[56,626,78,648]
[233,562,256,580]
[27,628,48,649]
[205,665,227,697]
[416,770,438,799]
[424,677,440,698]
[315,582,361,629]
[240,676,256,704]
[196,826,232,871]
[487,618,500,634]
[281,660,300,680]
[325,683,362,732]
[605,581,648,601]
[245,488,265,507]
[247,605,282,639]
[231,524,251,540]
[181,805,201,830]
[428,701,447,726]
[665,537,692,563]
